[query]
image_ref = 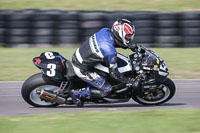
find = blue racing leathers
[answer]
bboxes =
[72,28,128,98]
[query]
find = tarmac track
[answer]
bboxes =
[0,79,200,116]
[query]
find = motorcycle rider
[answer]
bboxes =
[71,18,140,106]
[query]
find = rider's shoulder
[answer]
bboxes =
[95,28,116,56]
[96,28,111,37]
[96,28,114,43]
[99,41,117,57]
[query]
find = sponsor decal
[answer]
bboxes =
[156,58,160,64]
[42,94,54,100]
[153,67,159,71]
[92,35,99,52]
[35,58,41,64]
[154,65,158,68]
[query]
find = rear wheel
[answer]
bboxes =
[132,78,176,105]
[21,73,60,107]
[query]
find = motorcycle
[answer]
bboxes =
[21,45,176,107]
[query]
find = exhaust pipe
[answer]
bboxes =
[36,89,67,104]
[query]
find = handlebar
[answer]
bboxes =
[129,43,146,54]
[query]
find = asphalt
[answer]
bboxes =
[0,80,200,116]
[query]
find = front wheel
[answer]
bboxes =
[21,73,61,107]
[132,78,176,105]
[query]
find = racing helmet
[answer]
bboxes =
[111,18,135,47]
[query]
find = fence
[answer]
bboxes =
[0,9,200,47]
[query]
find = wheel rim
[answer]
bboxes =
[136,84,171,104]
[29,85,59,106]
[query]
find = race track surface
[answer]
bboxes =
[0,80,200,116]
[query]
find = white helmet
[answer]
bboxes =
[111,18,135,47]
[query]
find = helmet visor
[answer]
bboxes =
[125,34,134,42]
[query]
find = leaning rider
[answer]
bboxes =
[71,18,140,105]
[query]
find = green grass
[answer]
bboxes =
[0,110,200,133]
[0,0,200,11]
[0,47,200,81]
[0,47,75,81]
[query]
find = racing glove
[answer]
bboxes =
[109,66,141,90]
[126,77,141,90]
[128,42,138,52]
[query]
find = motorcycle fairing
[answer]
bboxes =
[33,52,67,81]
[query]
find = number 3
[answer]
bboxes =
[47,64,56,76]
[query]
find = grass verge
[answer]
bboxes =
[0,0,200,11]
[0,47,200,81]
[0,110,200,133]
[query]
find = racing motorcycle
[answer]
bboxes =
[21,45,176,107]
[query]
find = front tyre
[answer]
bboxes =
[21,73,60,107]
[132,78,176,105]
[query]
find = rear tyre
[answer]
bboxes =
[21,73,60,107]
[132,78,176,105]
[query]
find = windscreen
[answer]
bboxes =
[142,49,160,67]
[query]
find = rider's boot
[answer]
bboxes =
[71,87,91,107]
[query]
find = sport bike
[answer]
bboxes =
[21,46,176,107]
